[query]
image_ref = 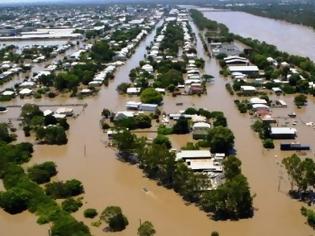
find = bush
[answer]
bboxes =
[84,208,98,218]
[263,139,275,149]
[301,206,315,228]
[172,117,190,134]
[225,83,234,95]
[100,206,129,231]
[157,125,173,135]
[138,221,156,236]
[294,94,307,107]
[62,198,82,213]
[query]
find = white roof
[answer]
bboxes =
[126,101,141,108]
[142,64,153,72]
[53,113,66,119]
[250,97,267,105]
[155,88,166,93]
[241,85,256,91]
[272,87,282,92]
[56,107,73,114]
[43,109,53,116]
[19,88,32,95]
[191,115,207,123]
[2,90,14,96]
[229,66,259,72]
[192,122,211,129]
[126,87,141,94]
[176,150,211,161]
[115,111,135,118]
[186,159,220,171]
[252,104,270,110]
[271,127,297,135]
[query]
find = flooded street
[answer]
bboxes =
[1,13,315,236]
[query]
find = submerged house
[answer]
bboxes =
[229,65,259,76]
[270,127,297,139]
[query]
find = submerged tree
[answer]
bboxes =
[138,221,156,236]
[100,206,128,231]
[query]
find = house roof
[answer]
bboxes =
[271,127,297,135]
[176,150,211,161]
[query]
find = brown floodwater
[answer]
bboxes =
[201,8,315,62]
[1,17,315,236]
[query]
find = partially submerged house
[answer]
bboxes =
[270,127,297,139]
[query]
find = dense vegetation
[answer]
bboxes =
[21,104,69,144]
[112,129,253,220]
[160,22,184,56]
[90,40,115,63]
[140,88,163,104]
[0,137,91,236]
[251,120,274,149]
[114,113,152,130]
[27,161,57,184]
[190,9,232,41]
[282,154,315,201]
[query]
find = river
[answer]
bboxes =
[1,14,315,236]
[183,5,315,62]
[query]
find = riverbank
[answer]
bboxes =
[182,6,315,62]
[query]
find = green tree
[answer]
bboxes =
[172,117,190,134]
[0,123,14,143]
[45,179,84,199]
[207,127,234,153]
[153,135,172,149]
[36,125,67,145]
[294,94,307,107]
[84,208,98,218]
[100,206,129,231]
[112,129,141,156]
[201,174,253,219]
[90,40,114,63]
[223,156,241,180]
[0,187,31,214]
[21,103,43,122]
[138,221,156,236]
[27,161,57,184]
[282,154,302,191]
[62,198,82,213]
[140,88,163,105]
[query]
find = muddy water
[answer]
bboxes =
[197,8,315,62]
[1,19,315,236]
